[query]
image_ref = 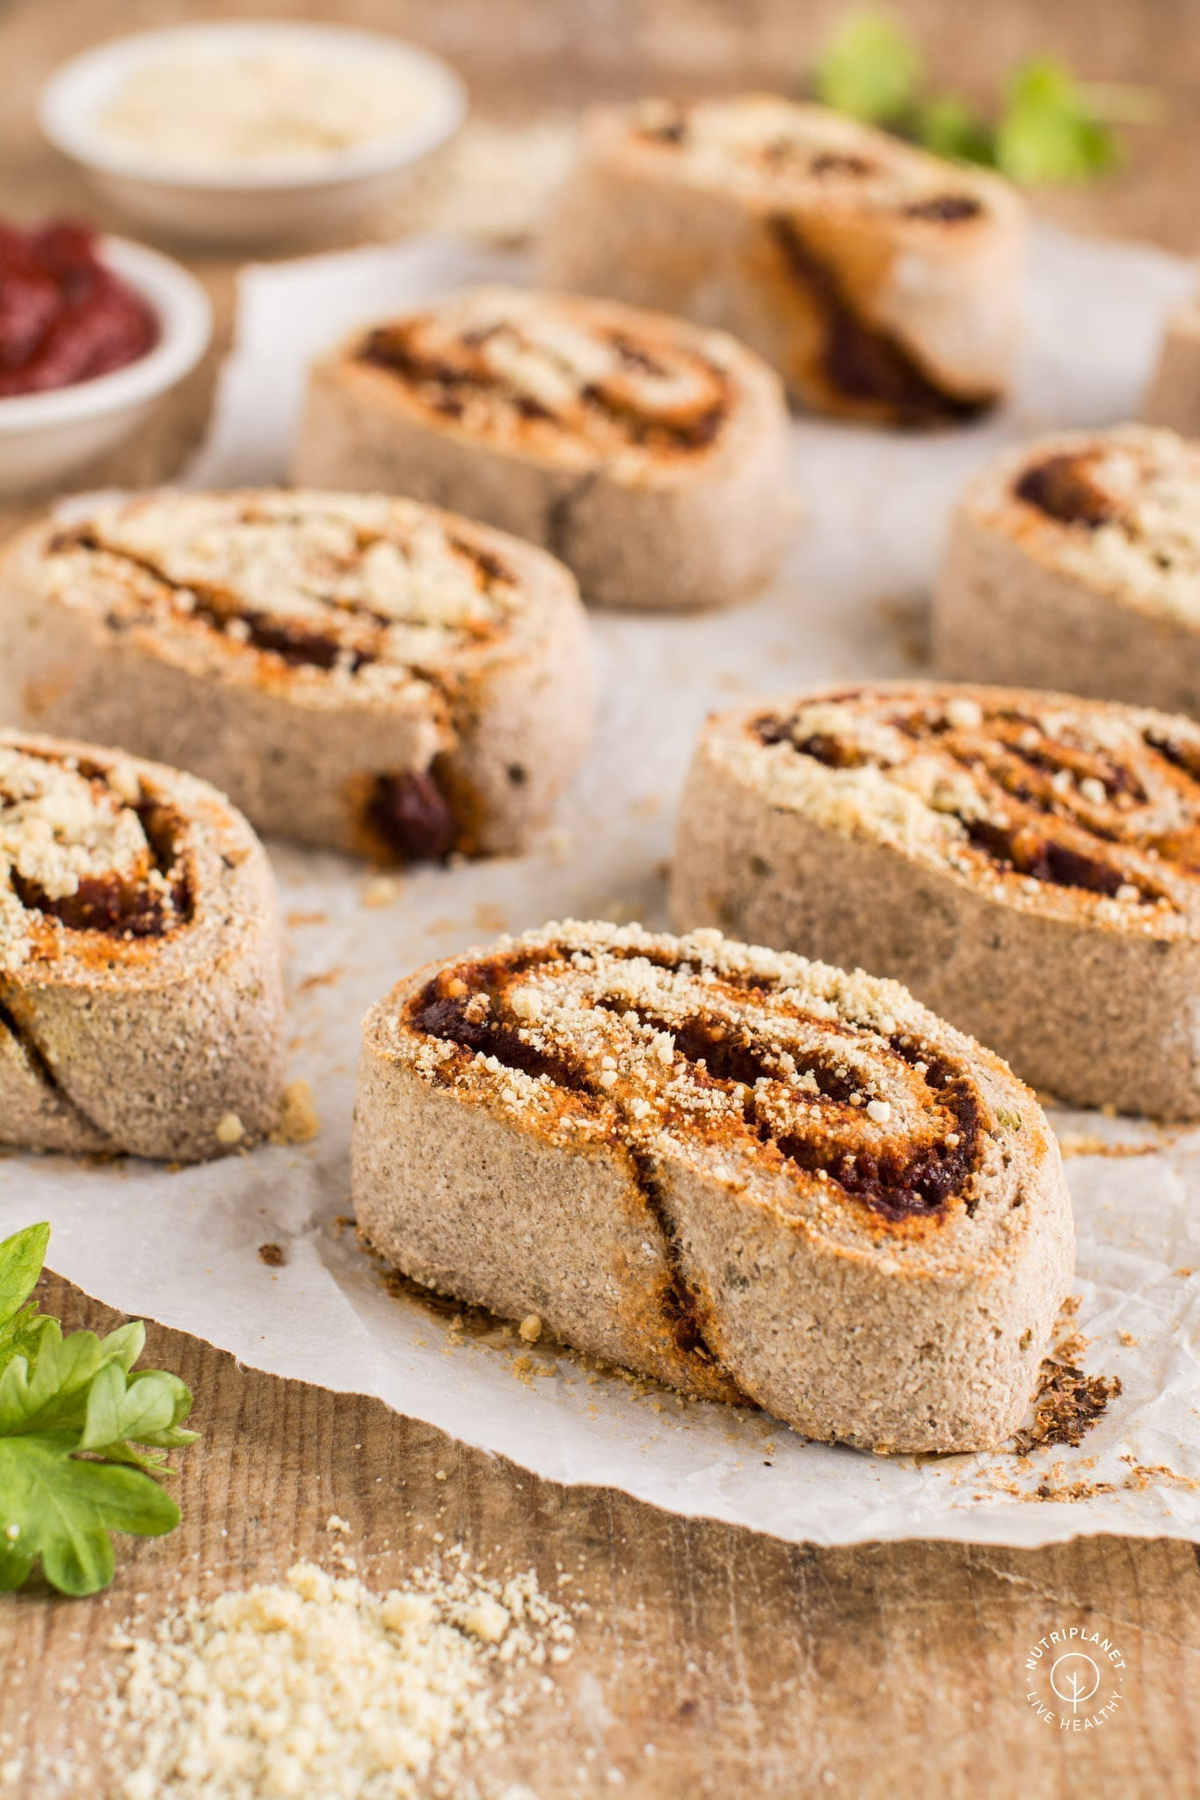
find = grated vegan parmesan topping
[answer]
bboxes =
[0,747,146,906]
[98,1550,574,1800]
[96,49,441,170]
[0,743,188,970]
[1006,426,1200,624]
[357,287,734,471]
[722,688,1200,931]
[630,94,989,215]
[38,492,524,702]
[383,920,995,1232]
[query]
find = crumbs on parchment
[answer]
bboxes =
[1057,1132,1166,1159]
[271,1079,321,1146]
[1011,1359,1123,1456]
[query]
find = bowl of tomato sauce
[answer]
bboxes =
[0,221,211,494]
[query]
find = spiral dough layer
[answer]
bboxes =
[353,921,1071,1452]
[672,682,1200,1116]
[294,287,790,612]
[0,732,284,1160]
[0,489,593,862]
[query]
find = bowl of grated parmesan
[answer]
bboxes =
[38,21,468,246]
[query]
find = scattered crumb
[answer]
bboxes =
[296,966,345,995]
[473,903,509,933]
[215,1112,244,1147]
[426,915,464,936]
[518,1314,543,1345]
[1057,1133,1161,1159]
[460,1595,510,1645]
[325,1514,351,1535]
[1176,1266,1196,1278]
[510,1352,557,1387]
[271,1079,321,1146]
[1022,1461,1200,1504]
[1122,1462,1200,1493]
[1011,1359,1123,1455]
[875,591,929,667]
[285,909,328,929]
[361,874,403,909]
[257,1242,285,1268]
[1118,1330,1139,1347]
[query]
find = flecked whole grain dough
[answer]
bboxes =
[935,425,1200,719]
[353,920,1072,1454]
[1142,303,1200,437]
[671,682,1200,1117]
[293,286,790,612]
[538,95,1026,425]
[0,490,595,863]
[0,731,285,1161]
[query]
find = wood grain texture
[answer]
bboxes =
[0,2,1198,1793]
[0,1277,1197,1799]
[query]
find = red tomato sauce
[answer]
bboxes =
[0,221,158,398]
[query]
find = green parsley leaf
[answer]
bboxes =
[0,1319,146,1435]
[0,1433,178,1597]
[994,57,1120,183]
[0,1222,197,1597]
[813,16,1135,186]
[80,1364,197,1468]
[0,1222,51,1362]
[913,95,997,167]
[813,10,922,124]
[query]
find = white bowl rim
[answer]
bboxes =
[38,20,468,193]
[0,235,212,434]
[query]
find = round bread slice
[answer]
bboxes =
[1142,301,1200,436]
[0,731,284,1161]
[292,285,789,612]
[538,95,1026,427]
[935,426,1200,719]
[0,490,593,863]
[353,920,1072,1454]
[671,682,1200,1117]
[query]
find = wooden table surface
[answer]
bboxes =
[1,3,1198,1795]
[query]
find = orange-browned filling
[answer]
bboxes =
[356,308,732,458]
[409,940,983,1228]
[756,692,1200,904]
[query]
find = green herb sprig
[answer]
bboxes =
[0,1223,197,1597]
[814,10,1158,183]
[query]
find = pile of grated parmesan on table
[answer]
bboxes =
[101,1549,575,1800]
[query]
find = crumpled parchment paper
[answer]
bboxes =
[2,226,1198,1547]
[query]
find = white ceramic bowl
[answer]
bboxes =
[0,236,211,496]
[38,22,468,247]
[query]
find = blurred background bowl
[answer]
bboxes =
[38,21,468,247]
[0,235,211,494]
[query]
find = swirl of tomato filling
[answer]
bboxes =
[0,745,190,948]
[357,293,732,457]
[408,937,983,1229]
[756,690,1200,908]
[43,497,525,866]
